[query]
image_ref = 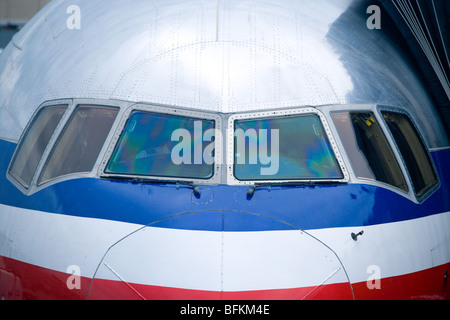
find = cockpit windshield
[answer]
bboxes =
[13,99,438,198]
[233,114,344,181]
[105,111,215,179]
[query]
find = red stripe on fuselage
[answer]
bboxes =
[1,256,448,300]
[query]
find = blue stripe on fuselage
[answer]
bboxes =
[0,139,449,231]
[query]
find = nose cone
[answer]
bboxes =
[88,211,353,299]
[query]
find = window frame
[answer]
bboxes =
[7,99,129,195]
[319,104,439,203]
[226,107,349,185]
[330,109,410,192]
[377,105,440,202]
[37,104,121,187]
[7,104,69,189]
[7,99,73,194]
[326,105,413,198]
[7,99,438,201]
[98,103,223,185]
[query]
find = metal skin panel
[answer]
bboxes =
[0,0,448,147]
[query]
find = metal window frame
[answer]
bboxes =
[322,104,414,200]
[7,98,130,195]
[98,102,223,185]
[6,99,73,195]
[8,98,439,201]
[226,106,350,185]
[320,104,440,203]
[36,102,123,187]
[377,105,440,203]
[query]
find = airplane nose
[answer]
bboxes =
[88,211,353,300]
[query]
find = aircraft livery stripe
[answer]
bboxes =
[0,139,449,231]
[1,204,449,296]
[2,254,447,299]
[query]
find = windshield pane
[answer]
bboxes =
[38,105,119,185]
[331,111,408,192]
[106,111,215,179]
[382,111,437,197]
[234,114,343,180]
[9,105,67,188]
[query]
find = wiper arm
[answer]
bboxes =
[175,181,201,197]
[246,181,320,199]
[125,176,201,196]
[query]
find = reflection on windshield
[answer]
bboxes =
[234,114,343,180]
[106,111,215,179]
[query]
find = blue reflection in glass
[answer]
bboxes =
[234,114,343,180]
[106,112,215,179]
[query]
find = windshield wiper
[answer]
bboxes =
[246,181,336,199]
[175,181,201,197]
[114,176,201,197]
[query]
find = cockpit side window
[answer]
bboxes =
[9,105,68,188]
[38,105,119,185]
[381,111,437,198]
[331,111,408,192]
